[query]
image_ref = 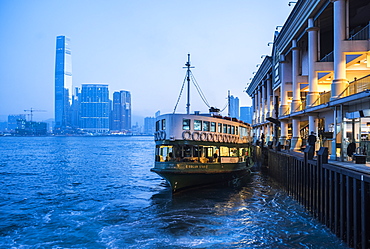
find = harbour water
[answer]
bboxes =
[0,136,348,248]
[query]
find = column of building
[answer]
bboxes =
[279,55,288,145]
[331,0,348,160]
[266,75,273,142]
[306,18,319,137]
[261,80,267,141]
[291,40,302,151]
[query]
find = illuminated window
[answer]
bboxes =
[210,122,216,132]
[183,119,191,130]
[194,120,202,131]
[203,121,210,131]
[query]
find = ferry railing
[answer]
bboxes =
[337,74,370,98]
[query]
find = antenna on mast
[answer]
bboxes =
[183,54,194,114]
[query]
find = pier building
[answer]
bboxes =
[246,0,370,162]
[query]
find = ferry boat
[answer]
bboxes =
[151,55,253,192]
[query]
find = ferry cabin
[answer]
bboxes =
[154,113,252,164]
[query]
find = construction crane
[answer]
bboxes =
[24,108,47,122]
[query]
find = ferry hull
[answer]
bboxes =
[151,162,251,192]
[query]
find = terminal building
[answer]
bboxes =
[246,0,370,162]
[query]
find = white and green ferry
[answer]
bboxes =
[151,55,253,193]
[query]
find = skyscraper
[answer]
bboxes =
[80,84,110,133]
[111,90,131,132]
[240,106,252,124]
[54,35,72,131]
[144,117,155,135]
[229,95,239,119]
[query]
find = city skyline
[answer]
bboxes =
[0,1,292,123]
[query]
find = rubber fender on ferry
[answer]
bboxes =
[192,131,200,141]
[182,130,192,140]
[200,132,208,141]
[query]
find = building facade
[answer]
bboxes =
[7,114,26,131]
[54,35,73,131]
[80,84,110,133]
[229,95,240,119]
[111,90,131,132]
[246,0,370,162]
[144,116,155,135]
[240,106,253,124]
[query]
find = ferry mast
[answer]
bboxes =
[184,54,194,114]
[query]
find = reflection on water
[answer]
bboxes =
[0,136,348,248]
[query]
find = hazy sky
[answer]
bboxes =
[0,0,292,122]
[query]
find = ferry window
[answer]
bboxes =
[193,146,202,157]
[231,126,235,135]
[161,119,166,130]
[156,145,173,162]
[183,119,191,130]
[227,125,231,134]
[203,121,210,131]
[220,146,229,156]
[230,147,238,157]
[156,120,160,131]
[223,124,227,133]
[210,122,216,132]
[235,126,238,135]
[194,120,202,131]
[218,123,222,133]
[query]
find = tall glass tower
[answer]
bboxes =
[54,35,72,130]
[80,84,110,133]
[111,90,131,132]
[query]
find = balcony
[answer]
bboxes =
[338,74,370,98]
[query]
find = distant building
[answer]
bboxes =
[144,117,155,135]
[70,87,81,128]
[111,90,131,132]
[240,106,252,124]
[8,114,26,131]
[229,95,239,119]
[80,84,110,133]
[54,35,73,131]
[131,122,142,135]
[15,119,47,136]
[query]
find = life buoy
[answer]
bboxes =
[213,133,219,142]
[192,131,200,141]
[218,134,223,143]
[223,134,228,143]
[207,133,214,142]
[182,130,192,140]
[200,132,208,141]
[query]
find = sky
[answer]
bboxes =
[0,0,293,124]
